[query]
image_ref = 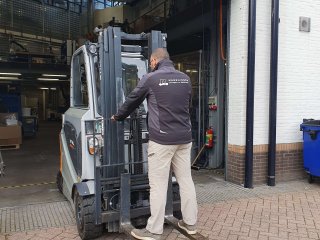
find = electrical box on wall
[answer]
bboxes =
[208,96,217,105]
[299,17,311,32]
[208,96,217,111]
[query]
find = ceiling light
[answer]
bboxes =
[0,73,21,76]
[39,87,49,90]
[42,74,67,77]
[191,70,198,73]
[185,70,191,73]
[37,78,60,81]
[0,76,19,80]
[50,88,57,90]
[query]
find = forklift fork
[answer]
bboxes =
[120,173,135,239]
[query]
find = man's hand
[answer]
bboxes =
[111,115,116,121]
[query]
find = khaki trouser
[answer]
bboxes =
[146,140,198,234]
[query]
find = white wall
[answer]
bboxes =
[277,0,320,143]
[253,1,271,145]
[228,0,248,146]
[228,0,320,146]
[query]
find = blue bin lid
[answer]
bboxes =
[300,120,320,131]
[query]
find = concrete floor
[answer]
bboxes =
[0,121,65,208]
[0,121,225,209]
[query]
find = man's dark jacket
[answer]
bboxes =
[114,58,192,145]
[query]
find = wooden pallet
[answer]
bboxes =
[0,144,20,150]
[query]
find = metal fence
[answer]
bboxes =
[0,0,85,65]
[0,0,82,41]
[0,32,72,65]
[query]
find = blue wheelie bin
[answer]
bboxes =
[300,119,320,183]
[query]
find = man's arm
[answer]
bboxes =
[113,76,149,121]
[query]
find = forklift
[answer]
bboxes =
[57,26,207,240]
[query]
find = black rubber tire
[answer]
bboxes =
[56,171,63,193]
[173,184,182,219]
[173,210,182,220]
[74,192,103,240]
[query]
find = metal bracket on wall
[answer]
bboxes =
[299,17,311,32]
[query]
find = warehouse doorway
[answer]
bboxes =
[0,121,63,208]
[171,51,207,164]
[0,0,229,209]
[0,82,69,207]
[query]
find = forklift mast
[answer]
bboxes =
[99,27,166,178]
[93,27,167,231]
[94,28,207,239]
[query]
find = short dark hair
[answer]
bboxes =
[151,48,170,61]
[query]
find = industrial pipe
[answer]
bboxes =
[268,0,280,186]
[198,50,202,151]
[244,0,257,189]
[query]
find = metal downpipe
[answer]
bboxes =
[267,0,280,186]
[244,0,257,189]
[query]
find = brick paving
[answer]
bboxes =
[0,201,75,233]
[1,170,320,239]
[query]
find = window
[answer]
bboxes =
[72,52,89,108]
[94,1,124,9]
[121,55,148,114]
[121,55,148,131]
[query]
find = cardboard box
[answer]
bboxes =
[0,125,22,145]
[6,119,18,125]
[0,113,18,126]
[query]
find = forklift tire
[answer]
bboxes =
[308,174,314,184]
[173,210,182,220]
[74,191,103,240]
[56,171,63,193]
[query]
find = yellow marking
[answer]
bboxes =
[0,181,55,189]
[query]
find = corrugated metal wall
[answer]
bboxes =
[0,0,82,40]
[0,34,9,61]
[0,33,62,61]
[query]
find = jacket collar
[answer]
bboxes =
[153,58,175,71]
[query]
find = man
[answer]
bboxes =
[112,48,198,240]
